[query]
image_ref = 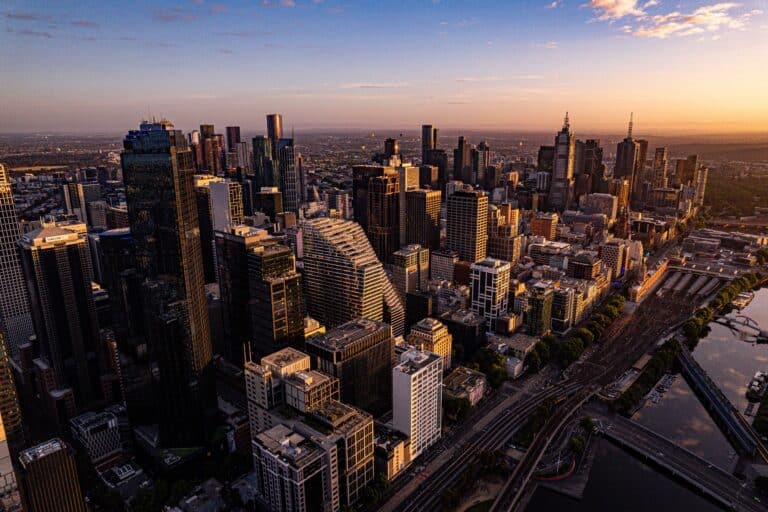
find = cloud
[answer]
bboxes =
[7,28,54,38]
[642,0,659,8]
[582,0,644,20]
[262,0,295,6]
[546,1,562,9]
[632,3,762,38]
[455,76,501,83]
[209,4,229,13]
[217,47,234,54]
[534,40,559,49]
[71,20,99,28]
[340,82,412,89]
[153,8,197,22]
[2,11,53,22]
[215,30,273,37]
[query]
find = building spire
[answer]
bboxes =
[563,111,570,130]
[628,112,634,139]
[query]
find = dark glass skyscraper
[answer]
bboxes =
[18,439,86,512]
[121,120,214,447]
[453,136,472,184]
[225,126,241,152]
[266,114,282,159]
[421,124,438,162]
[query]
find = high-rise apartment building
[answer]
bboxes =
[18,439,86,512]
[470,258,511,330]
[549,114,575,210]
[225,126,241,153]
[487,203,522,264]
[405,189,441,250]
[651,147,669,189]
[407,318,453,370]
[392,348,442,460]
[446,190,488,263]
[302,218,404,335]
[62,182,101,226]
[0,164,34,358]
[525,281,554,336]
[18,221,104,408]
[390,244,430,300]
[305,318,395,416]
[430,249,459,282]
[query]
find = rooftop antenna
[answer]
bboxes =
[563,111,570,130]
[628,112,634,139]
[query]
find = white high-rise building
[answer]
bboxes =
[392,348,443,460]
[0,164,34,357]
[209,179,244,231]
[470,258,511,330]
[302,218,405,336]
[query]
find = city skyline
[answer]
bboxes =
[2,0,767,134]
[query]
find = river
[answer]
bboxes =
[527,286,768,511]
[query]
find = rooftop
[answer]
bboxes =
[307,318,390,352]
[260,347,310,370]
[394,348,441,375]
[19,438,65,467]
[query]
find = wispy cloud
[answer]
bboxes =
[455,76,501,83]
[340,82,412,89]
[633,3,762,38]
[7,28,54,38]
[534,40,559,49]
[71,20,99,28]
[209,4,229,14]
[546,1,562,9]
[262,0,296,6]
[2,11,54,22]
[153,8,197,22]
[582,0,644,20]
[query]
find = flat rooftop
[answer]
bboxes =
[20,438,65,467]
[307,318,389,352]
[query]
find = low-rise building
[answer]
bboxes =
[443,366,487,406]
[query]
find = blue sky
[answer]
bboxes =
[1,0,767,133]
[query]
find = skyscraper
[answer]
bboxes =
[549,113,575,210]
[252,135,275,188]
[423,149,449,193]
[421,124,438,162]
[266,114,283,159]
[405,189,441,250]
[392,348,442,460]
[18,221,104,408]
[390,244,430,300]
[446,190,488,263]
[615,114,640,198]
[525,281,554,336]
[384,138,400,158]
[651,147,669,189]
[453,136,472,184]
[396,163,420,246]
[306,318,395,416]
[278,138,302,213]
[18,439,86,512]
[487,204,522,264]
[470,258,511,330]
[0,164,34,359]
[121,120,214,446]
[353,165,400,263]
[225,126,241,153]
[0,328,24,511]
[302,218,404,336]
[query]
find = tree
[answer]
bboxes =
[572,328,595,347]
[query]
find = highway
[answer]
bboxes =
[592,408,766,512]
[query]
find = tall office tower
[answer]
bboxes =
[122,121,213,440]
[210,179,244,230]
[225,126,241,153]
[551,287,576,335]
[405,189,441,250]
[608,178,631,212]
[583,139,603,175]
[62,182,101,226]
[487,204,522,265]
[252,136,275,188]
[392,347,442,460]
[421,124,438,162]
[249,241,305,357]
[18,440,86,512]
[0,165,34,358]
[525,281,554,336]
[675,154,699,186]
[537,145,555,173]
[384,138,400,158]
[453,136,473,184]
[408,318,452,370]
[277,138,301,213]
[651,147,669,189]
[232,140,252,173]
[390,244,429,300]
[530,212,559,240]
[302,218,405,336]
[194,175,224,283]
[255,187,284,221]
[266,114,283,159]
[396,163,420,246]
[423,148,449,193]
[693,166,708,207]
[198,124,225,175]
[366,171,400,263]
[446,190,488,263]
[473,140,491,186]
[470,258,511,330]
[419,164,439,189]
[18,221,104,408]
[306,318,395,416]
[549,113,575,210]
[614,114,640,197]
[0,329,24,511]
[574,139,586,175]
[216,226,267,364]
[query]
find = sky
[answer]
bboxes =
[1,0,767,135]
